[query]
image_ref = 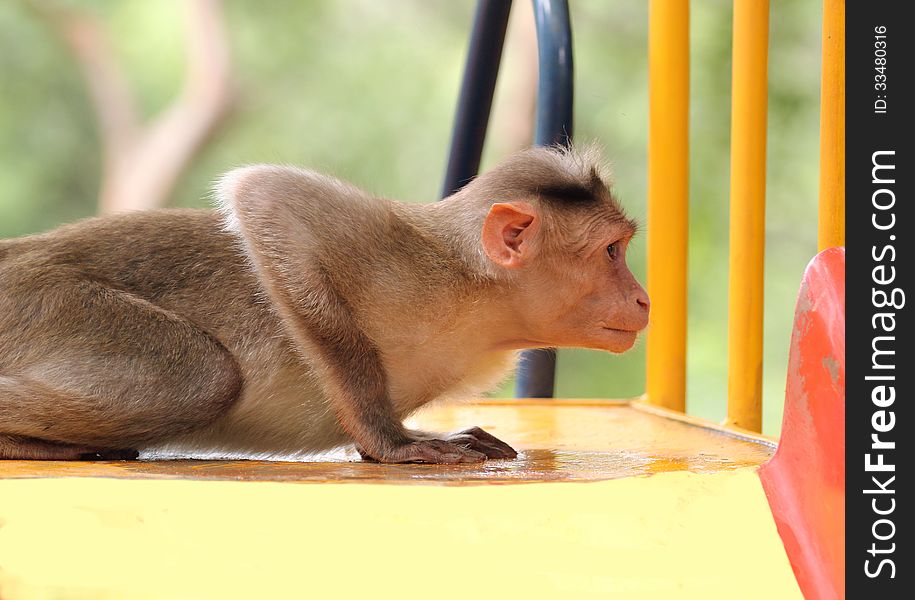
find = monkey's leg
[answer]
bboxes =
[0,433,94,460]
[290,289,488,464]
[0,283,241,458]
[0,377,150,460]
[0,433,139,461]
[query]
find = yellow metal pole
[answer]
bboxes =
[646,0,689,412]
[726,0,769,432]
[817,0,845,250]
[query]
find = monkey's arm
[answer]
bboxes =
[218,166,487,463]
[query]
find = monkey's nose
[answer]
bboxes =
[635,289,650,313]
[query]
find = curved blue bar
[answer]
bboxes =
[441,0,512,198]
[441,0,572,399]
[532,0,574,148]
[515,0,573,398]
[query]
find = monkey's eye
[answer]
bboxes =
[607,242,620,260]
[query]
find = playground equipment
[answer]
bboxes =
[0,1,844,598]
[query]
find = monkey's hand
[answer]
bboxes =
[357,427,518,464]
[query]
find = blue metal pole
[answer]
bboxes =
[532,0,574,148]
[514,0,574,398]
[441,0,513,198]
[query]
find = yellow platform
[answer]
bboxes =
[0,400,801,599]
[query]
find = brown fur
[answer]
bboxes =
[0,145,648,462]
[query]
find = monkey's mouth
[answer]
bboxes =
[601,327,642,334]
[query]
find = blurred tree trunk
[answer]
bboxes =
[32,0,234,214]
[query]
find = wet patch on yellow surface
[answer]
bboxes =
[0,401,774,484]
[0,402,796,598]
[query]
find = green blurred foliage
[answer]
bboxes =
[0,0,823,436]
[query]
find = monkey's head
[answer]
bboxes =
[470,145,649,353]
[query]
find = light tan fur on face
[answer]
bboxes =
[0,145,647,463]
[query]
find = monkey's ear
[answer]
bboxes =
[481,202,540,269]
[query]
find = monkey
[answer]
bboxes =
[0,145,649,463]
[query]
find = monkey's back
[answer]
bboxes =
[1,209,269,342]
[1,210,344,457]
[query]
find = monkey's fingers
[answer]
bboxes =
[379,439,486,464]
[446,427,518,460]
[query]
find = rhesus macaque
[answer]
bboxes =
[0,145,649,463]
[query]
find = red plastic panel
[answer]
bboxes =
[760,247,845,599]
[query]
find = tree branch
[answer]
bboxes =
[31,0,235,213]
[29,0,139,160]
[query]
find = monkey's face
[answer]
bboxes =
[525,223,650,353]
[481,200,649,353]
